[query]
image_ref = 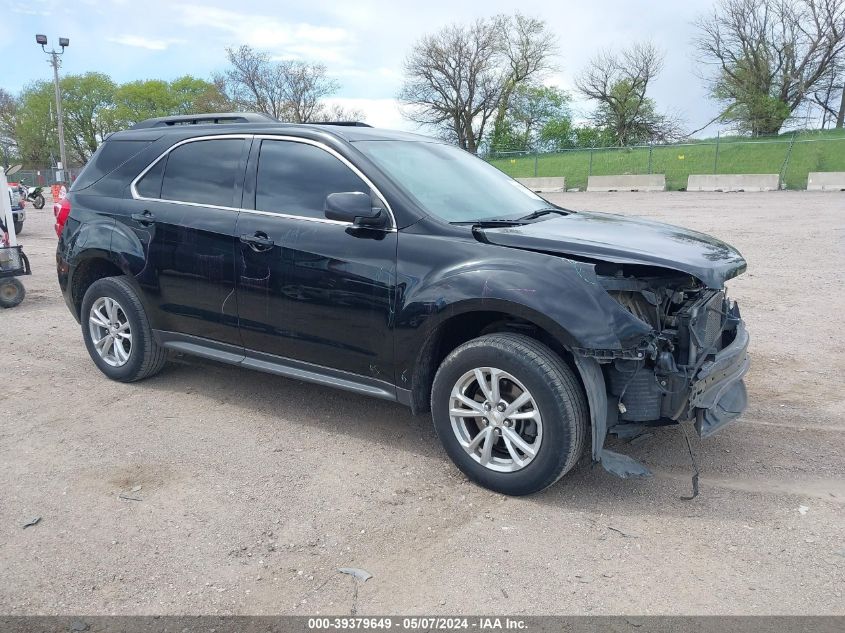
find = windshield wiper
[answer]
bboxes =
[450,218,526,227]
[517,207,573,221]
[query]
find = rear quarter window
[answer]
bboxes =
[71,140,154,191]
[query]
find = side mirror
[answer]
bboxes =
[324,191,386,228]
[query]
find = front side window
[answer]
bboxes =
[255,140,368,219]
[140,138,243,206]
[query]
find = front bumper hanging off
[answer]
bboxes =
[573,314,751,479]
[690,321,750,437]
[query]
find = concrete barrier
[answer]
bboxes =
[516,177,566,193]
[687,174,779,192]
[807,172,845,191]
[586,174,665,192]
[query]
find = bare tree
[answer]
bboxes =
[839,86,845,127]
[399,14,555,152]
[492,14,557,137]
[576,42,681,145]
[810,56,845,127]
[693,0,845,135]
[216,46,285,118]
[216,45,340,122]
[280,61,339,123]
[315,103,366,122]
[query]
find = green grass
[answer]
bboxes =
[488,129,845,190]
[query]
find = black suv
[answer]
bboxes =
[57,113,750,495]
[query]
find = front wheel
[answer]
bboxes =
[431,333,588,496]
[80,276,168,382]
[13,220,23,235]
[33,193,45,209]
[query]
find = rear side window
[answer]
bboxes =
[150,139,243,207]
[256,140,367,219]
[135,158,164,198]
[71,140,153,191]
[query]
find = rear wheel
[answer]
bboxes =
[13,220,23,235]
[81,276,167,382]
[33,193,45,209]
[0,278,25,308]
[431,333,588,495]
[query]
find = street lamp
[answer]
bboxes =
[35,34,69,181]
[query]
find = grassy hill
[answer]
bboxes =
[488,129,845,191]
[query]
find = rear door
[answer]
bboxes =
[235,137,398,380]
[123,135,249,346]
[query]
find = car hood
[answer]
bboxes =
[478,210,747,289]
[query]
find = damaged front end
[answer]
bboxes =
[572,265,750,479]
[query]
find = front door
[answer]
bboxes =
[123,136,249,346]
[235,138,397,381]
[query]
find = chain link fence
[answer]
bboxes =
[487,132,845,191]
[7,167,82,188]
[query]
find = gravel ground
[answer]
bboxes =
[1,192,843,615]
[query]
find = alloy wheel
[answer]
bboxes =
[448,367,543,472]
[88,296,132,367]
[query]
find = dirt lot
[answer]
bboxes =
[1,192,843,615]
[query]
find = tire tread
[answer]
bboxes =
[82,275,167,382]
[431,333,589,494]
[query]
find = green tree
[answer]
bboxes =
[592,80,677,145]
[12,81,58,166]
[114,76,228,127]
[571,125,615,148]
[0,88,20,167]
[490,14,558,143]
[169,76,230,114]
[60,72,119,163]
[114,79,174,124]
[576,43,681,145]
[694,0,845,135]
[488,84,571,151]
[713,60,792,135]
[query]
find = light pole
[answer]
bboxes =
[35,34,69,180]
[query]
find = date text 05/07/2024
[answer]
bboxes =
[307,617,527,630]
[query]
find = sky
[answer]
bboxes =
[2,0,729,135]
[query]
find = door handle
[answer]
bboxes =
[131,210,155,225]
[240,232,275,251]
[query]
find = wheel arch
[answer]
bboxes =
[404,300,582,415]
[67,250,151,324]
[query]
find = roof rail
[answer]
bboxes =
[130,112,279,130]
[309,121,372,127]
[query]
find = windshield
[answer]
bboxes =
[355,140,551,223]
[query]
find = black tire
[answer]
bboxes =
[80,275,167,382]
[0,278,25,308]
[33,194,45,209]
[431,333,588,496]
[13,220,23,235]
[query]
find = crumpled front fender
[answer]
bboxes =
[572,355,653,479]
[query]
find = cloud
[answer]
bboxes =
[322,97,420,133]
[329,67,401,80]
[106,35,180,50]
[9,1,51,16]
[172,4,354,64]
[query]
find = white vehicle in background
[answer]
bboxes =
[1,165,31,308]
[7,178,26,235]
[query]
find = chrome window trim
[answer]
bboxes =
[129,134,250,211]
[129,133,396,230]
